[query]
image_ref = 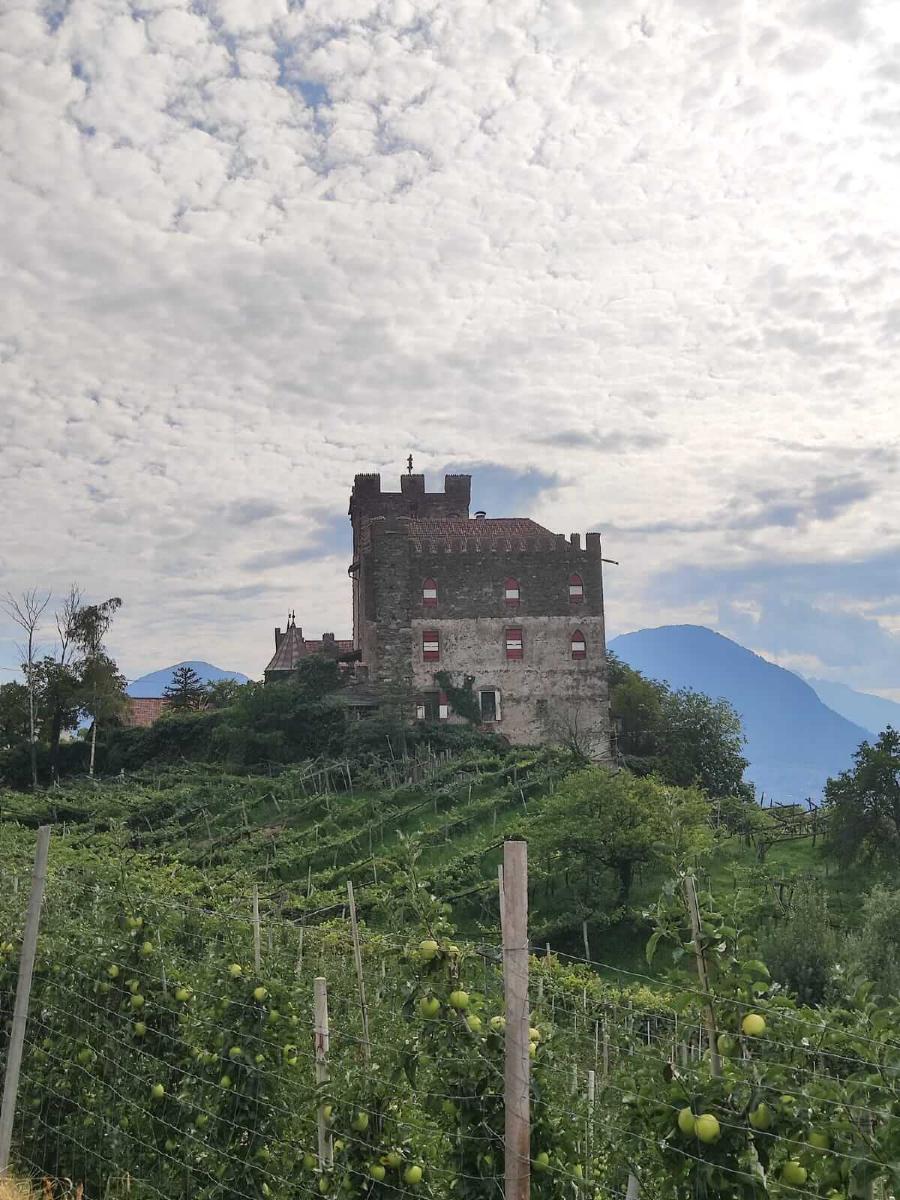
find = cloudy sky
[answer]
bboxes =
[1,0,898,696]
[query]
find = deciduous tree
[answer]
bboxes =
[825,726,900,866]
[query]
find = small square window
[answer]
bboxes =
[571,631,587,660]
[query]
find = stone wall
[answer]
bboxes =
[411,615,608,753]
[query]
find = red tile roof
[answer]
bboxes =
[123,697,169,728]
[408,517,555,550]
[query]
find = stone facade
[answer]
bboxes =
[349,472,610,756]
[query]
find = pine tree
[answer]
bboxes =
[164,665,207,712]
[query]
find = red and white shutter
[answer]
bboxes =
[504,577,520,605]
[505,628,524,660]
[571,631,587,660]
[569,573,584,603]
[422,578,438,607]
[422,630,440,661]
[438,691,449,720]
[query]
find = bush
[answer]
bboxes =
[759,885,840,1005]
[843,885,900,1002]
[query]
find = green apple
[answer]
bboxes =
[741,1013,766,1038]
[717,1033,737,1057]
[695,1114,720,1144]
[781,1161,807,1186]
[490,1015,506,1032]
[195,1113,208,1128]
[533,1152,550,1173]
[418,939,439,961]
[303,1153,317,1170]
[129,994,145,1009]
[403,1165,423,1186]
[677,1107,696,1136]
[150,1083,165,1100]
[140,941,155,957]
[466,1015,483,1033]
[351,1111,369,1132]
[808,1130,830,1152]
[219,1074,232,1089]
[749,1103,772,1131]
[228,963,243,978]
[253,986,268,1002]
[76,1047,93,1066]
[418,995,440,1019]
[383,1151,402,1169]
[448,990,469,1010]
[106,964,120,979]
[528,1027,541,1043]
[228,1046,242,1059]
[175,987,191,1003]
[133,1022,147,1038]
[369,1165,385,1182]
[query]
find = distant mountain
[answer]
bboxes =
[806,677,900,740]
[608,625,870,803]
[127,661,250,698]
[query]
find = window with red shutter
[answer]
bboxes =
[422,578,438,607]
[438,691,449,720]
[504,577,520,605]
[569,573,584,603]
[505,627,523,660]
[422,630,440,661]
[571,631,587,660]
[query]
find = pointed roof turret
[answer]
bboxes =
[264,613,307,678]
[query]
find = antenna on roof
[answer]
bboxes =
[407,454,414,475]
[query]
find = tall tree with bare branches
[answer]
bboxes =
[1,588,50,788]
[71,596,124,777]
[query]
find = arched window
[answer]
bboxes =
[569,573,584,603]
[422,578,438,607]
[422,630,440,662]
[504,577,520,605]
[571,631,587,660]
[505,627,524,660]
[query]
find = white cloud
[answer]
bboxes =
[1,0,899,684]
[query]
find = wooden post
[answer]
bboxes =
[626,1173,640,1199]
[683,875,721,1076]
[0,825,51,1176]
[502,839,530,1200]
[346,881,371,1063]
[581,920,590,964]
[252,885,262,973]
[314,977,333,1170]
[295,927,305,979]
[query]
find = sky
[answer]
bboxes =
[1,0,899,697]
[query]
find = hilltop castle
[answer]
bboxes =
[265,471,610,757]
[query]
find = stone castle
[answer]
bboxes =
[265,471,610,757]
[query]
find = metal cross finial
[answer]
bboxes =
[407,454,413,475]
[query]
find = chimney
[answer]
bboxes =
[275,627,283,649]
[474,510,486,520]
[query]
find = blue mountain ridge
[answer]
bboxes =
[126,661,250,698]
[805,677,900,739]
[608,625,872,804]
